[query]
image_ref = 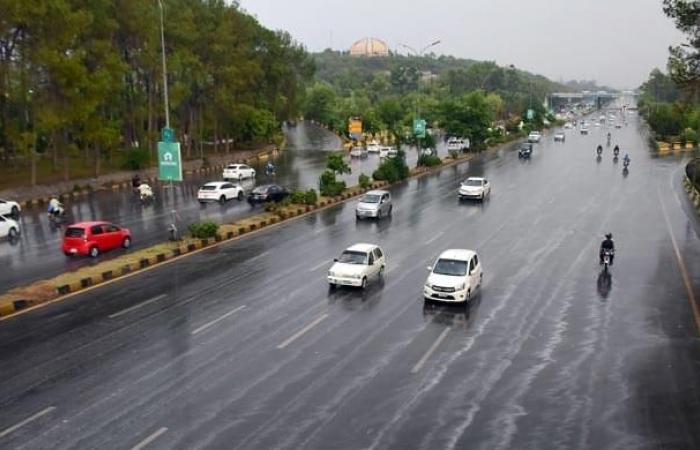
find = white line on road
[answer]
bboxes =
[0,406,56,439]
[277,313,329,349]
[109,294,166,319]
[425,231,445,245]
[130,427,168,450]
[249,251,271,263]
[411,327,452,374]
[191,305,247,335]
[309,260,330,272]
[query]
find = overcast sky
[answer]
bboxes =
[240,0,685,89]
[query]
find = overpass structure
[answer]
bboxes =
[547,90,619,111]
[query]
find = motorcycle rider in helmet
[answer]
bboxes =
[599,233,615,265]
[596,144,603,155]
[265,161,276,175]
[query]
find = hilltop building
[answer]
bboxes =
[349,38,389,57]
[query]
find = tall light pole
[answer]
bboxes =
[397,39,441,136]
[157,0,170,129]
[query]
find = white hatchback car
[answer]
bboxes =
[222,164,256,180]
[328,243,386,289]
[198,181,245,203]
[458,177,491,201]
[0,215,20,240]
[424,249,483,303]
[0,199,21,218]
[527,131,541,143]
[379,146,398,158]
[356,190,392,219]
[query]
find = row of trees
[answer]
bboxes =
[638,1,700,143]
[0,0,313,184]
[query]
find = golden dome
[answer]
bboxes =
[349,38,389,57]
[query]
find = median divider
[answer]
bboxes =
[0,140,519,319]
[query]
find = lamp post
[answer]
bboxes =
[397,39,441,133]
[157,0,170,129]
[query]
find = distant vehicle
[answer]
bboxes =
[458,177,491,201]
[527,131,542,143]
[349,146,368,158]
[62,221,131,258]
[223,164,256,180]
[554,132,566,142]
[328,243,386,289]
[0,215,20,240]
[424,249,483,303]
[615,123,622,129]
[0,199,20,218]
[366,141,381,153]
[379,146,398,158]
[198,181,244,203]
[420,148,435,156]
[580,125,589,135]
[355,190,392,220]
[564,122,573,129]
[247,184,289,204]
[518,142,533,158]
[447,137,470,151]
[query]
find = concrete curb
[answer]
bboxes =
[0,139,514,319]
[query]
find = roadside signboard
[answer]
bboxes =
[348,118,363,140]
[157,141,183,182]
[526,109,534,120]
[413,118,426,138]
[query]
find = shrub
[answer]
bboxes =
[417,154,442,167]
[681,128,698,146]
[358,173,372,189]
[289,189,306,204]
[448,149,462,160]
[303,189,318,205]
[188,220,219,239]
[373,150,409,183]
[122,148,150,170]
[320,170,346,196]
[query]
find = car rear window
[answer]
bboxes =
[65,227,85,238]
[201,185,217,190]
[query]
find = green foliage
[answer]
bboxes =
[188,220,219,239]
[122,148,151,170]
[358,173,372,189]
[303,189,318,205]
[289,189,306,204]
[327,152,351,175]
[437,91,496,146]
[448,149,462,159]
[681,128,698,145]
[372,150,409,183]
[288,189,317,205]
[662,1,700,93]
[417,154,442,167]
[320,170,346,196]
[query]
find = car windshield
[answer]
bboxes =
[65,227,85,238]
[463,180,482,187]
[361,194,381,203]
[433,258,468,276]
[338,250,368,264]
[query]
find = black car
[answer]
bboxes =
[518,143,533,159]
[247,184,290,204]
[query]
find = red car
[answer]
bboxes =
[62,221,132,257]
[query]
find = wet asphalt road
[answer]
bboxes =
[1,109,700,449]
[0,123,447,292]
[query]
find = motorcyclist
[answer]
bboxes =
[265,161,276,175]
[596,145,603,155]
[131,174,141,189]
[599,233,615,265]
[623,153,630,166]
[137,183,154,201]
[606,132,611,145]
[47,197,63,218]
[613,145,620,156]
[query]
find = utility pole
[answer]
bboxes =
[157,0,170,128]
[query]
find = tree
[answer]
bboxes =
[663,0,700,98]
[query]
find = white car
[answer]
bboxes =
[447,138,470,151]
[198,181,245,203]
[356,190,392,219]
[424,249,483,303]
[0,215,20,240]
[564,122,573,129]
[458,177,491,201]
[379,146,398,158]
[328,243,386,289]
[222,164,256,180]
[349,146,368,158]
[0,199,21,218]
[554,132,566,142]
[366,141,381,153]
[527,131,541,143]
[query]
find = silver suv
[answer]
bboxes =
[355,190,392,220]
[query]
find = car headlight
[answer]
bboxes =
[425,283,432,289]
[353,274,362,279]
[328,270,335,277]
[458,283,466,291]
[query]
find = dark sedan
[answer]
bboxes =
[247,184,290,204]
[518,142,533,159]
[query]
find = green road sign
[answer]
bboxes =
[413,119,426,138]
[161,127,175,143]
[526,109,534,120]
[158,141,183,182]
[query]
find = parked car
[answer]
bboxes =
[356,190,392,219]
[349,146,368,158]
[366,141,381,153]
[0,215,20,240]
[458,177,491,201]
[62,221,131,258]
[424,249,483,303]
[0,199,21,218]
[527,131,542,143]
[222,164,256,180]
[247,184,289,204]
[554,132,566,142]
[518,142,533,158]
[198,181,244,203]
[447,137,470,151]
[379,146,398,158]
[327,243,386,289]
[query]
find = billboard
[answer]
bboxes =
[348,118,363,140]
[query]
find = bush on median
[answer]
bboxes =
[188,220,219,239]
[320,170,346,196]
[372,150,409,183]
[359,173,372,189]
[417,154,442,167]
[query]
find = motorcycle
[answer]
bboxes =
[596,146,603,156]
[613,147,619,157]
[48,203,66,225]
[265,166,276,177]
[137,183,155,203]
[601,248,614,274]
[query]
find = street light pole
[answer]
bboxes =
[157,0,170,129]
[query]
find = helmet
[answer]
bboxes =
[605,233,613,239]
